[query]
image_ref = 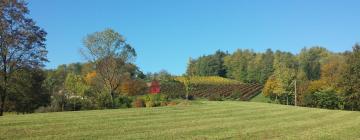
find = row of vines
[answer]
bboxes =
[160,76,263,100]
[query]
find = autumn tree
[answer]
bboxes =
[81,29,136,108]
[0,0,47,116]
[263,51,297,104]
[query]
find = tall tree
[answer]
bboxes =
[65,73,88,110]
[10,69,50,114]
[341,44,360,110]
[186,50,227,77]
[298,47,328,80]
[81,29,136,108]
[0,0,47,116]
[263,51,297,104]
[224,49,255,82]
[259,49,274,84]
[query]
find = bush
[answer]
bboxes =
[65,97,83,111]
[303,89,342,109]
[114,96,132,108]
[143,94,169,107]
[80,98,98,110]
[132,98,145,108]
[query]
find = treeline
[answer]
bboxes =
[187,49,274,84]
[186,46,360,111]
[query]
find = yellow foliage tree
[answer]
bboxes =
[84,71,97,85]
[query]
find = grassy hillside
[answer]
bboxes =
[1,101,360,140]
[250,92,272,103]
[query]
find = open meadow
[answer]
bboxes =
[1,101,360,140]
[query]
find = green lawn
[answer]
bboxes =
[250,92,272,103]
[1,101,360,140]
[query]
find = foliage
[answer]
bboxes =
[81,29,137,108]
[132,98,145,108]
[143,94,168,107]
[160,80,186,99]
[298,47,329,80]
[0,0,48,116]
[8,69,50,114]
[341,44,360,111]
[120,79,148,96]
[263,51,297,105]
[144,70,173,82]
[114,96,132,108]
[186,50,228,77]
[65,73,88,97]
[303,88,343,109]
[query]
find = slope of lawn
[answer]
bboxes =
[250,92,272,103]
[1,101,360,140]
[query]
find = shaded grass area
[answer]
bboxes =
[1,101,360,140]
[249,92,272,103]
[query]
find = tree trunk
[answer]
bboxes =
[0,94,5,116]
[110,90,115,108]
[73,100,76,111]
[0,70,7,116]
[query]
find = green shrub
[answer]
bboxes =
[65,97,82,111]
[80,98,97,110]
[145,101,156,107]
[114,96,132,108]
[303,89,342,109]
[143,94,169,107]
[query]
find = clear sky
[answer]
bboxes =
[27,0,360,75]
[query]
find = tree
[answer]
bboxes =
[298,47,329,80]
[263,51,296,104]
[341,44,360,110]
[224,49,255,82]
[186,50,228,77]
[64,73,88,110]
[259,49,274,84]
[0,0,47,116]
[81,29,136,108]
[183,76,191,100]
[9,69,50,114]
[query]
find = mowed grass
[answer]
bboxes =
[1,101,360,140]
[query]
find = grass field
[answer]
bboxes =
[250,93,272,103]
[1,101,360,140]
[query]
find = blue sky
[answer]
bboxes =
[28,0,360,75]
